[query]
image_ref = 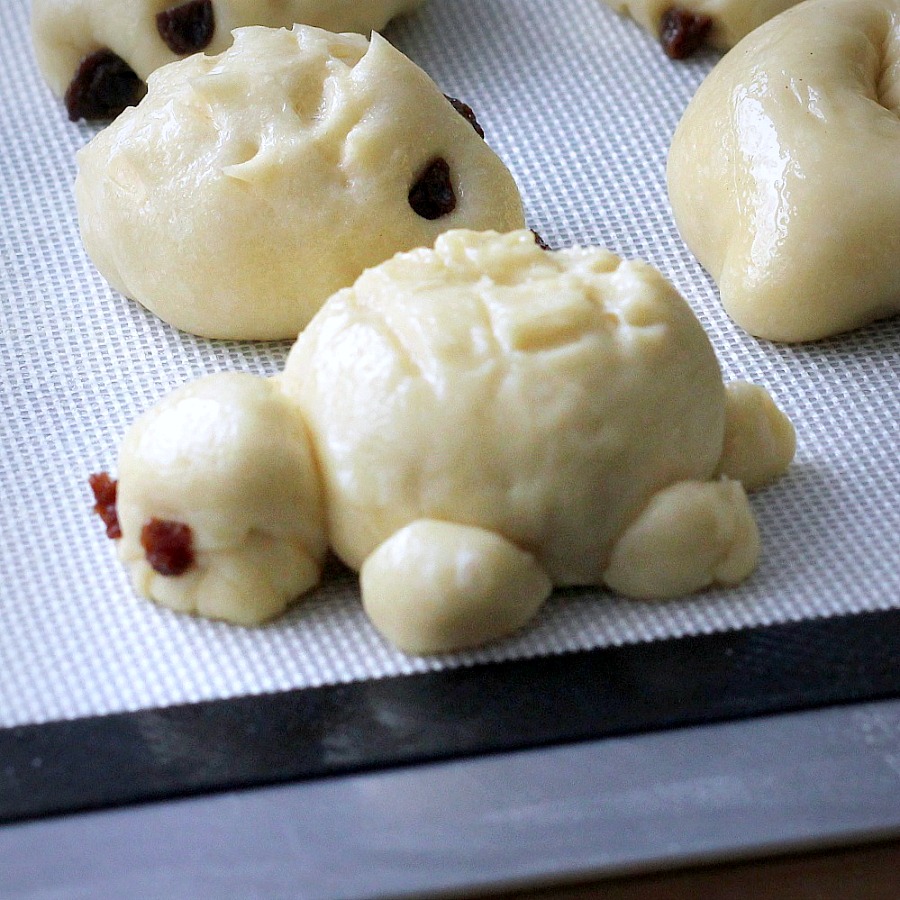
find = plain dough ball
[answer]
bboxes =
[32,0,424,106]
[717,382,796,491]
[604,479,760,598]
[360,520,552,655]
[75,25,525,339]
[281,228,740,584]
[116,372,326,624]
[668,0,900,341]
[601,0,801,53]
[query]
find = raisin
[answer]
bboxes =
[531,230,551,251]
[141,518,195,576]
[89,472,121,539]
[157,0,215,55]
[64,50,143,122]
[445,95,485,139]
[659,8,714,60]
[409,158,456,220]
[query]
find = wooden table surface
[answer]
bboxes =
[498,839,900,899]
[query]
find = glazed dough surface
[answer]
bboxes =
[32,0,424,97]
[668,0,900,341]
[602,0,800,50]
[75,25,525,339]
[281,229,745,583]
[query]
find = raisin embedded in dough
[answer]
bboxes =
[89,472,121,539]
[64,50,143,122]
[445,96,485,139]
[156,0,215,55]
[599,1,804,55]
[531,230,551,250]
[659,8,713,59]
[140,519,195,576]
[409,158,457,220]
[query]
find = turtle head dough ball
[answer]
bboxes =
[114,372,327,625]
[74,25,525,339]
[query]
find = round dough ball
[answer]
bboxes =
[116,372,326,624]
[75,25,526,339]
[361,520,553,655]
[279,229,730,584]
[601,0,801,57]
[668,0,900,341]
[32,0,424,120]
[717,382,796,491]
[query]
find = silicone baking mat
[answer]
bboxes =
[1,0,899,819]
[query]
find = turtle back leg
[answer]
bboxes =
[603,479,761,599]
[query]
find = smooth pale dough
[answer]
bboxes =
[116,373,326,626]
[32,0,424,100]
[602,0,801,51]
[110,230,795,652]
[668,0,900,341]
[75,25,525,339]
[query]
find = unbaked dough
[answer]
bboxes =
[668,0,900,341]
[32,0,424,120]
[75,25,525,340]
[116,372,326,626]
[602,1,801,57]
[103,230,795,653]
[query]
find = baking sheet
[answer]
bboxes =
[2,0,899,730]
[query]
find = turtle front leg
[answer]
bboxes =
[360,520,552,655]
[603,479,760,599]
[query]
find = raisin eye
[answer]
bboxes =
[531,230,551,251]
[141,518,195,576]
[444,95,485,139]
[659,8,714,60]
[409,157,457,220]
[89,472,121,539]
[157,0,216,55]
[65,50,143,122]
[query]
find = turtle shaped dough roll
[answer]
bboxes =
[75,25,525,340]
[668,0,900,341]
[94,230,795,655]
[600,1,801,59]
[32,0,424,121]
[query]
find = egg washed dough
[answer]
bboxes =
[108,230,796,655]
[601,1,801,56]
[32,0,424,119]
[75,25,525,340]
[668,0,900,341]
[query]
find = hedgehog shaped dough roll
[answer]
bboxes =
[93,230,795,654]
[667,0,900,341]
[74,25,525,340]
[32,0,424,121]
[601,1,801,59]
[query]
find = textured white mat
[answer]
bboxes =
[2,0,898,727]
